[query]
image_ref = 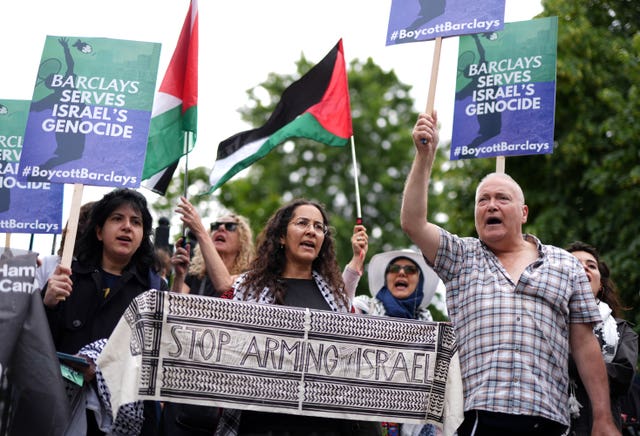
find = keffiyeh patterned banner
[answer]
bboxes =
[98,291,463,434]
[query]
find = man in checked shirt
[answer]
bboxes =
[400,112,619,436]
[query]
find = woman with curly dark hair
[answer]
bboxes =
[566,241,638,436]
[236,198,348,310]
[217,198,376,435]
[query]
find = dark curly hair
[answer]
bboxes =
[239,199,347,308]
[75,188,154,273]
[566,241,626,317]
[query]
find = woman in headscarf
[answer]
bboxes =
[353,249,441,436]
[353,249,439,321]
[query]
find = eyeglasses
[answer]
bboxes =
[210,221,238,232]
[289,218,328,235]
[387,264,419,275]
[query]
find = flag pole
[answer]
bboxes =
[183,131,190,198]
[349,135,363,225]
[51,233,58,255]
[182,131,191,240]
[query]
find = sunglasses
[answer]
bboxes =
[210,221,238,232]
[387,264,419,275]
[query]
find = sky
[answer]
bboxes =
[0,0,543,256]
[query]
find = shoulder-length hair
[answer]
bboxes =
[57,200,96,257]
[189,213,255,278]
[75,188,154,272]
[566,241,626,317]
[240,199,347,307]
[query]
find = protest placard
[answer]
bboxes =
[386,0,505,45]
[451,17,558,161]
[18,36,160,188]
[0,99,62,234]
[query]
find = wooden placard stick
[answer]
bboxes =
[425,37,443,115]
[60,183,84,268]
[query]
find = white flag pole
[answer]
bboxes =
[349,135,362,224]
[182,131,191,240]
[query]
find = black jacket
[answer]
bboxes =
[569,318,639,435]
[43,259,168,354]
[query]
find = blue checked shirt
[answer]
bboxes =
[432,228,600,426]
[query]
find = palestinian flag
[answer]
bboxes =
[207,39,352,194]
[142,0,198,195]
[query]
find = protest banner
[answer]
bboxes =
[451,17,558,161]
[0,100,63,235]
[17,36,160,188]
[386,0,505,45]
[98,291,464,434]
[0,247,69,435]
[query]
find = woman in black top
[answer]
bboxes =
[218,198,378,436]
[43,188,167,435]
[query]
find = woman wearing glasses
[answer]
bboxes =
[171,196,255,297]
[231,198,366,309]
[216,198,375,435]
[353,249,441,436]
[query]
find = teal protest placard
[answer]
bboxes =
[451,17,558,160]
[18,37,160,187]
[0,99,62,234]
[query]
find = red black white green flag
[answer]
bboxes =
[207,39,352,194]
[142,0,198,195]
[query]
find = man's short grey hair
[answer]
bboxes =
[475,172,525,204]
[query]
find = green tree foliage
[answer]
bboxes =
[433,0,640,323]
[212,55,448,316]
[540,0,640,322]
[149,166,215,244]
[151,166,211,215]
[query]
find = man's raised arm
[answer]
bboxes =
[401,112,441,265]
